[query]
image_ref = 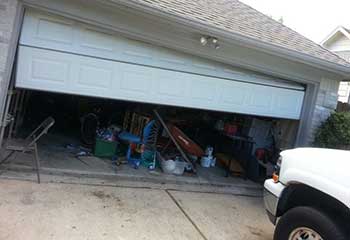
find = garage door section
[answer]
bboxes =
[16,10,305,119]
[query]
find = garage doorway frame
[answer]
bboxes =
[295,82,319,146]
[0,3,25,147]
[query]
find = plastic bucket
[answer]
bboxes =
[201,156,212,168]
[173,161,186,175]
[161,159,176,174]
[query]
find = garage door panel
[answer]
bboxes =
[119,64,153,97]
[122,40,154,61]
[21,10,305,91]
[37,18,74,45]
[77,64,113,89]
[248,87,273,109]
[272,90,304,116]
[17,47,71,90]
[276,91,304,113]
[157,49,188,67]
[156,72,186,98]
[219,82,248,106]
[17,46,304,119]
[189,77,217,103]
[79,28,115,52]
[32,58,69,84]
[21,11,75,49]
[192,61,217,71]
[153,71,190,107]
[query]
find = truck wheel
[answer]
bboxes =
[274,206,346,240]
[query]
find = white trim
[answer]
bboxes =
[320,26,350,46]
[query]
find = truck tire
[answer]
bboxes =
[274,206,346,240]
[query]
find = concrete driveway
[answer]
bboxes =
[0,179,273,240]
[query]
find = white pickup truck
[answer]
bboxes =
[264,148,350,240]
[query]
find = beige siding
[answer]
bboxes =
[323,34,350,103]
[338,81,350,103]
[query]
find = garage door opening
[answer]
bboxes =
[1,88,299,184]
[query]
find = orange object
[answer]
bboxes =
[168,124,204,157]
[272,172,279,183]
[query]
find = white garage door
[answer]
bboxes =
[16,10,305,119]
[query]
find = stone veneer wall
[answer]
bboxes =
[0,0,19,120]
[308,78,340,144]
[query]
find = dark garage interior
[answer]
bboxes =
[1,88,299,185]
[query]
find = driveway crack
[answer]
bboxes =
[165,190,208,240]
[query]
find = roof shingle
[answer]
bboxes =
[129,0,350,68]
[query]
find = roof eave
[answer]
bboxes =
[109,0,350,78]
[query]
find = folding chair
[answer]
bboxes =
[0,117,55,183]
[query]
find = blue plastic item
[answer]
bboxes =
[118,131,141,143]
[118,120,158,167]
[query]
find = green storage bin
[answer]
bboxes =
[94,139,117,158]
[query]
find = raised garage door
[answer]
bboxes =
[16,10,305,119]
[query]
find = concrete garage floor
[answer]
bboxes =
[0,179,273,240]
[1,135,259,191]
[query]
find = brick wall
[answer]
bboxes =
[0,0,19,119]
